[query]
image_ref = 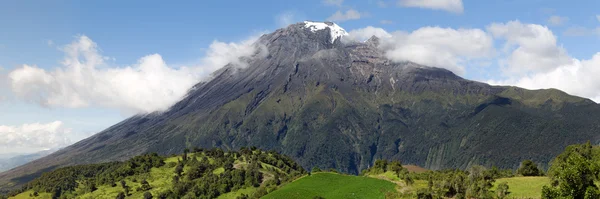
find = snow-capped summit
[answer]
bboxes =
[303,21,348,43]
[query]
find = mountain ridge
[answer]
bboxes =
[2,21,599,191]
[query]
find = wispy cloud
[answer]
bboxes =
[377,1,388,8]
[380,20,394,24]
[563,26,600,37]
[547,15,568,26]
[323,0,344,6]
[398,0,464,14]
[276,11,299,27]
[327,9,364,22]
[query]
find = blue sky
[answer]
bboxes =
[1,0,600,155]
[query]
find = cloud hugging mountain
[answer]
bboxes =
[3,22,600,191]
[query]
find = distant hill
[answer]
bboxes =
[3,21,600,192]
[0,150,54,172]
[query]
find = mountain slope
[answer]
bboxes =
[2,21,600,191]
[0,150,54,173]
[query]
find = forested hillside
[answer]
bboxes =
[3,147,305,199]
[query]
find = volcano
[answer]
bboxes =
[2,21,600,190]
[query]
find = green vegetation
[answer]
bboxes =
[4,143,600,199]
[492,177,549,198]
[542,142,600,199]
[5,147,305,199]
[517,160,544,177]
[263,172,396,199]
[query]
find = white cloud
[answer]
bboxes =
[563,26,600,37]
[323,0,344,6]
[8,35,265,114]
[46,40,54,46]
[398,0,464,14]
[345,26,392,42]
[487,20,572,75]
[596,15,600,22]
[377,1,388,8]
[547,15,568,26]
[487,21,600,102]
[0,121,71,154]
[380,20,394,24]
[327,9,363,22]
[346,26,494,75]
[489,54,600,102]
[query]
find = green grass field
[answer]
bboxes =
[9,190,51,199]
[263,172,397,199]
[492,177,550,199]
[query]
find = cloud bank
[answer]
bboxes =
[346,20,600,102]
[487,21,600,102]
[347,25,494,75]
[0,121,71,154]
[8,35,263,114]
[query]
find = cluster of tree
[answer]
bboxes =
[154,147,306,199]
[366,158,535,199]
[4,147,306,199]
[361,159,414,185]
[6,161,122,198]
[410,159,545,199]
[412,166,497,199]
[542,142,600,199]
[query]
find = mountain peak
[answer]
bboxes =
[302,21,348,43]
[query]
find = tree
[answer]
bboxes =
[542,142,600,199]
[401,169,414,185]
[116,192,126,199]
[175,163,184,176]
[84,180,97,193]
[252,187,268,198]
[466,165,494,199]
[373,159,388,173]
[388,160,404,176]
[143,191,153,199]
[183,148,189,162]
[51,187,61,199]
[138,179,152,191]
[517,160,542,176]
[311,166,321,173]
[496,182,510,199]
[120,180,127,188]
[32,191,39,197]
